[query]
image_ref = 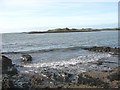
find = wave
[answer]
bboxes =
[2,46,118,54]
[2,46,84,54]
[21,53,112,74]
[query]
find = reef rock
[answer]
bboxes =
[20,54,32,62]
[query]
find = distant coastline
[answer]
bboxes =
[26,27,120,34]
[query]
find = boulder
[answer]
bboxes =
[1,55,12,70]
[7,66,18,76]
[20,54,32,62]
[1,55,18,75]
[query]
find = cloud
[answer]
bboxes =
[0,12,117,29]
[0,0,118,33]
[1,0,119,3]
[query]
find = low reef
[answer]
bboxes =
[82,46,120,55]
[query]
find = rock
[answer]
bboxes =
[97,60,103,65]
[2,76,14,89]
[53,72,64,82]
[82,46,120,54]
[64,72,76,83]
[22,83,30,89]
[1,55,12,70]
[30,75,48,86]
[7,66,18,76]
[83,46,111,52]
[20,54,32,62]
[50,71,77,83]
[78,73,109,88]
[108,72,120,81]
[1,55,18,75]
[108,67,120,81]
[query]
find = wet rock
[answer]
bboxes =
[1,55,18,75]
[7,66,18,76]
[20,54,32,62]
[82,46,120,55]
[83,46,110,52]
[2,76,14,89]
[108,67,120,81]
[78,73,109,88]
[22,82,30,89]
[64,72,77,83]
[97,60,103,65]
[48,71,78,83]
[52,72,63,82]
[1,55,12,70]
[108,72,120,81]
[30,75,48,87]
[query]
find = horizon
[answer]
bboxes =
[0,0,119,33]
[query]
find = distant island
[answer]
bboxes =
[27,27,120,34]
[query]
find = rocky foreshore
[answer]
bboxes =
[82,46,120,55]
[1,54,120,89]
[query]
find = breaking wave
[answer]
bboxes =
[2,46,84,54]
[22,53,111,72]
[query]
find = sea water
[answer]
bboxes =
[2,30,118,74]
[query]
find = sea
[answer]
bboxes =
[2,30,119,74]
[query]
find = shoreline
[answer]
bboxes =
[2,46,120,89]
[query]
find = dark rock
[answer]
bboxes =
[108,72,120,81]
[20,54,32,62]
[1,55,12,70]
[108,67,120,81]
[97,60,103,65]
[2,76,14,89]
[64,73,76,83]
[1,55,18,75]
[30,75,47,86]
[53,72,65,82]
[82,46,120,55]
[78,73,109,88]
[22,83,30,89]
[50,71,77,83]
[7,66,18,76]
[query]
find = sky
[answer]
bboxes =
[0,0,119,33]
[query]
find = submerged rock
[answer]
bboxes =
[20,54,32,62]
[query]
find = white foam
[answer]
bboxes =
[23,53,111,69]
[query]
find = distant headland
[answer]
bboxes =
[26,27,120,34]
